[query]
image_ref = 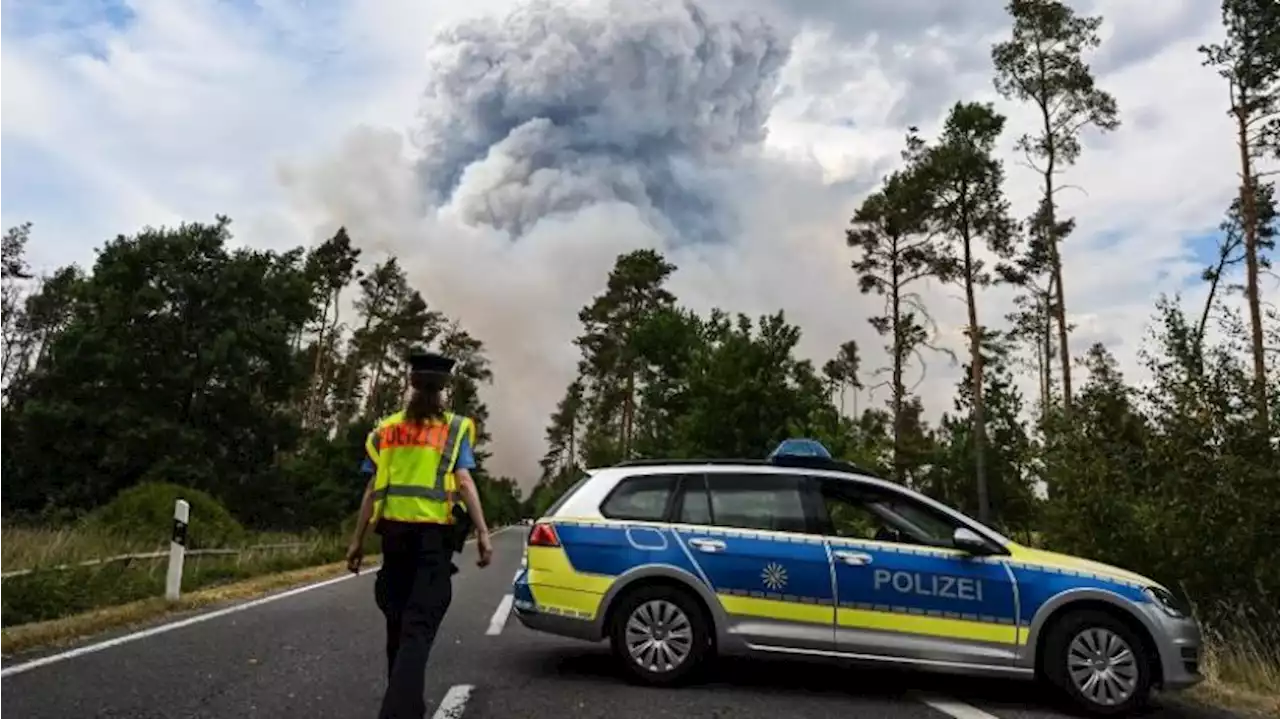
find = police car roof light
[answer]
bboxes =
[768,438,833,460]
[528,522,560,548]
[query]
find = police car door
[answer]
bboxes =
[816,479,1020,668]
[672,470,835,652]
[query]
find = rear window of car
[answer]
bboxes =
[600,474,679,521]
[704,472,809,533]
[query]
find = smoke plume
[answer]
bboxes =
[417,0,789,240]
[280,0,874,486]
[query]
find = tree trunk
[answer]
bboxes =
[1041,287,1053,423]
[1235,105,1271,430]
[0,335,13,386]
[1037,45,1073,415]
[568,418,577,475]
[305,293,332,427]
[963,236,990,524]
[1042,156,1073,416]
[623,369,635,458]
[368,341,386,415]
[313,287,344,430]
[34,328,51,372]
[343,304,380,426]
[891,254,904,484]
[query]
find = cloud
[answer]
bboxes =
[279,0,845,478]
[414,0,789,235]
[2,0,1268,488]
[760,0,1256,407]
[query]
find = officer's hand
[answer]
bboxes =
[476,532,494,568]
[346,541,364,574]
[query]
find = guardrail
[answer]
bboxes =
[2,501,511,602]
[1,500,320,603]
[0,543,313,580]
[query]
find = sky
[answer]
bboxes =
[2,0,1271,487]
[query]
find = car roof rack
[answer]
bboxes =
[613,455,882,479]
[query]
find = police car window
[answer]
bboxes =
[600,475,676,521]
[820,482,959,547]
[877,498,958,545]
[822,494,885,541]
[676,475,712,525]
[706,473,808,533]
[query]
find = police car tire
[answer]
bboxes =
[609,584,711,687]
[1043,609,1153,717]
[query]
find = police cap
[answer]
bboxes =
[407,347,456,376]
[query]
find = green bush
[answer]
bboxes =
[86,482,244,549]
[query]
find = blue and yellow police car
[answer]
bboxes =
[511,441,1202,716]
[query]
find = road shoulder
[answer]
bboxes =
[3,525,515,661]
[1182,684,1280,718]
[2,555,379,660]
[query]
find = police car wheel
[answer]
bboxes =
[1044,609,1153,716]
[610,585,710,686]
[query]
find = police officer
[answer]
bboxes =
[345,348,494,719]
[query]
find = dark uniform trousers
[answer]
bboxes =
[374,521,454,719]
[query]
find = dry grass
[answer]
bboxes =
[1,527,364,627]
[0,525,343,573]
[1185,624,1280,718]
[1,555,381,656]
[1,525,166,571]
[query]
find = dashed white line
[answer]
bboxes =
[918,695,1002,719]
[431,683,474,719]
[486,594,514,636]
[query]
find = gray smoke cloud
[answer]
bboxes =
[279,0,874,487]
[416,0,790,242]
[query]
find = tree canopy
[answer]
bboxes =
[1,219,526,530]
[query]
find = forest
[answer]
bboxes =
[0,0,1276,700]
[523,0,1279,693]
[0,219,525,531]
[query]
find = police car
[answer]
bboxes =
[511,441,1202,716]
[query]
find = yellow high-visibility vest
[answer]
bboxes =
[365,410,475,525]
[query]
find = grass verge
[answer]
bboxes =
[2,525,172,570]
[1,523,384,628]
[1184,626,1280,718]
[1,524,351,573]
[1,555,380,656]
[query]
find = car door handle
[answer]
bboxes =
[688,538,726,553]
[832,550,873,566]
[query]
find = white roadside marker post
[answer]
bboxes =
[165,499,190,602]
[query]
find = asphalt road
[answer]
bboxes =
[1,528,1244,719]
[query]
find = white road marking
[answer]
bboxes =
[431,683,474,719]
[918,695,1002,719]
[1,525,517,678]
[0,566,379,679]
[486,594,514,636]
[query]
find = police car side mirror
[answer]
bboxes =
[952,527,994,555]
